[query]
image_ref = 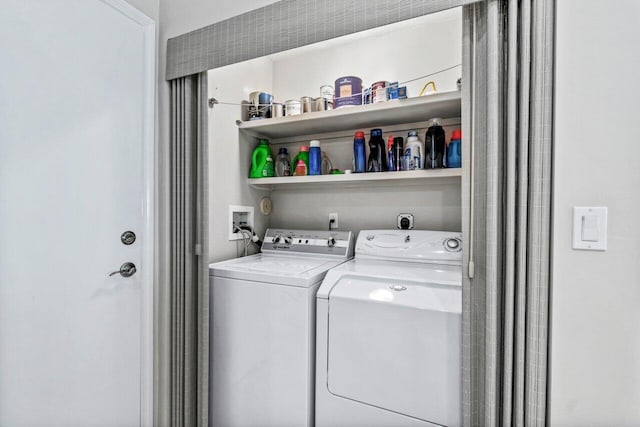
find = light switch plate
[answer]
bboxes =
[573,207,607,251]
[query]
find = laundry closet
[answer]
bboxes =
[207,8,464,261]
[207,6,466,427]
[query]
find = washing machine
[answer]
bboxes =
[315,229,462,427]
[209,228,354,427]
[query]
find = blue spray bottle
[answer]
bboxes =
[353,131,366,173]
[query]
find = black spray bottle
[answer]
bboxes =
[367,128,387,172]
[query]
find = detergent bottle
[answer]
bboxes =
[367,128,387,172]
[387,135,395,171]
[425,118,446,169]
[405,130,425,170]
[447,129,462,168]
[309,140,322,175]
[250,139,275,178]
[275,147,291,177]
[291,146,310,176]
[353,131,366,173]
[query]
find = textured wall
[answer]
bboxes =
[550,0,640,424]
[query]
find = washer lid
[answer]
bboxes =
[209,254,347,287]
[326,275,461,426]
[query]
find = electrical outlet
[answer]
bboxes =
[329,212,339,229]
[397,213,414,230]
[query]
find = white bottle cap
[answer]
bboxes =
[310,140,320,147]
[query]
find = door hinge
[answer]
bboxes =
[468,260,475,279]
[195,243,202,256]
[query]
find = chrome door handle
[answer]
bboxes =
[109,262,137,278]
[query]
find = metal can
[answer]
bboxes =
[272,102,285,118]
[334,76,363,108]
[371,81,389,103]
[285,99,302,116]
[248,91,273,119]
[300,96,313,113]
[320,85,334,100]
[313,97,329,112]
[363,86,372,105]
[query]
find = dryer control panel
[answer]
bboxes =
[262,229,354,258]
[356,229,462,265]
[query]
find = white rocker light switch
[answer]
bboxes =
[573,207,607,251]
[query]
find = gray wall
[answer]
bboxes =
[549,0,640,424]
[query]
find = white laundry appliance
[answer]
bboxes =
[315,229,462,427]
[209,228,354,427]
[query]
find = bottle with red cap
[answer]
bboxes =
[447,129,462,168]
[290,145,310,175]
[387,135,395,171]
[353,131,366,173]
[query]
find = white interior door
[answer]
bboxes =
[0,1,155,425]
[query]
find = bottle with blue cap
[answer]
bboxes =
[353,131,366,173]
[275,147,291,177]
[367,128,387,172]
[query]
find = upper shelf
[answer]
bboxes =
[247,169,462,190]
[236,91,462,139]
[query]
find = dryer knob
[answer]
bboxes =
[445,238,461,251]
[327,237,336,248]
[273,234,281,244]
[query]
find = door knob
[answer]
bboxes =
[109,262,137,278]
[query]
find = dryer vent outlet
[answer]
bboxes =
[397,214,414,230]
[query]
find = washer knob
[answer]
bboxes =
[327,237,336,248]
[445,238,461,251]
[273,234,281,244]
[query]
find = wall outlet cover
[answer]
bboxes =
[397,213,414,230]
[329,212,339,229]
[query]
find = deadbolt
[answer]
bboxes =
[109,262,137,278]
[121,231,136,245]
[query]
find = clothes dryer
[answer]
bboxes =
[315,230,462,427]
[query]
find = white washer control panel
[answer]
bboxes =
[262,229,354,258]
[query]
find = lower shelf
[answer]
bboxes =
[247,169,462,190]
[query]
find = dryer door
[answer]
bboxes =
[327,275,461,426]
